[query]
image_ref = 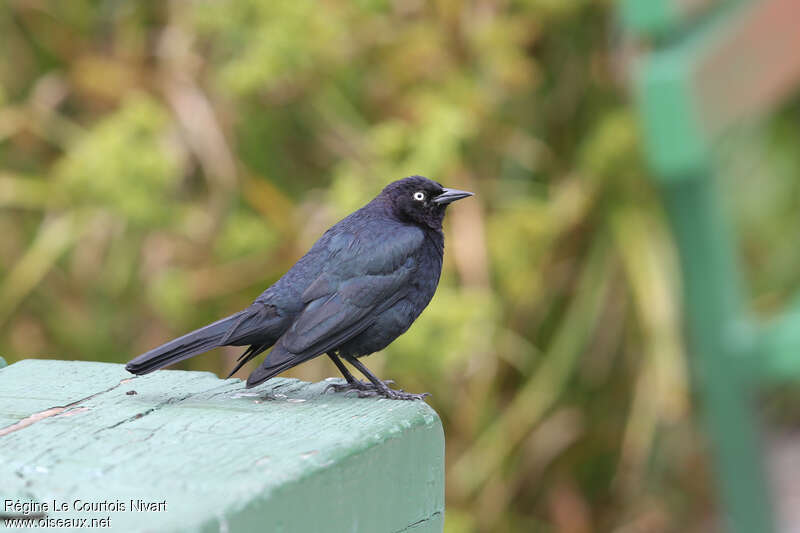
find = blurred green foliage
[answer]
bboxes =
[2,1,800,531]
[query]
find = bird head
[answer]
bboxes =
[381,175,474,230]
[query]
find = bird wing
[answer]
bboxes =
[282,260,415,356]
[245,226,424,387]
[282,227,423,356]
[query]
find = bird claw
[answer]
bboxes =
[325,379,428,401]
[357,389,430,401]
[325,379,392,393]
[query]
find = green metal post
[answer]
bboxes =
[661,174,774,533]
[624,0,800,528]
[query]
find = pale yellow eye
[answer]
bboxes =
[413,191,425,201]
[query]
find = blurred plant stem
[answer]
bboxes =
[451,236,612,500]
[610,207,689,497]
[0,212,84,327]
[0,173,53,209]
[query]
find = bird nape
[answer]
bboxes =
[126,176,474,400]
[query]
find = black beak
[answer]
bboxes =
[433,187,474,205]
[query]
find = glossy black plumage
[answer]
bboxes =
[125,176,473,399]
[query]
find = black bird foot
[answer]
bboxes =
[356,388,431,401]
[325,379,428,400]
[325,379,394,394]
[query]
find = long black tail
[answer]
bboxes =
[126,312,244,375]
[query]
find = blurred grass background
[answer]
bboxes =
[2,1,800,531]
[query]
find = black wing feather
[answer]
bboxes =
[244,228,422,388]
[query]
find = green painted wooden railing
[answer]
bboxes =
[620,0,800,531]
[0,359,444,532]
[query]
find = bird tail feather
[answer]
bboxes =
[244,345,320,388]
[126,312,245,375]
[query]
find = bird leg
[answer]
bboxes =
[325,352,395,394]
[341,355,430,401]
[327,352,358,383]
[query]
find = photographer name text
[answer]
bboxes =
[4,498,167,515]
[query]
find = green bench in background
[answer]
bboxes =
[0,359,444,532]
[621,0,800,531]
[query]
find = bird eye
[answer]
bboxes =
[413,191,426,201]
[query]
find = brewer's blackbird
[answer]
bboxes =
[126,176,473,400]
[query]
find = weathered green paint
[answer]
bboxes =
[622,0,800,529]
[758,307,800,380]
[661,176,774,533]
[620,0,723,36]
[0,360,445,532]
[632,0,800,180]
[620,0,673,35]
[635,50,707,179]
[632,0,740,179]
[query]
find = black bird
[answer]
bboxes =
[126,176,473,400]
